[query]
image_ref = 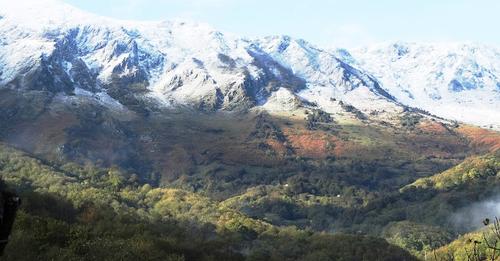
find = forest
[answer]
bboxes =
[0,89,499,260]
[0,143,417,260]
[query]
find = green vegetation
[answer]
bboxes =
[0,143,417,260]
[431,218,500,261]
[400,113,422,129]
[305,109,335,131]
[407,153,500,191]
[339,101,367,120]
[1,89,500,260]
[382,221,453,257]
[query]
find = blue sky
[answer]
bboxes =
[63,0,500,47]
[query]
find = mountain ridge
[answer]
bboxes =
[1,1,500,259]
[341,42,500,129]
[0,0,498,129]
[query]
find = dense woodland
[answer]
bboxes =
[0,143,417,260]
[0,139,498,260]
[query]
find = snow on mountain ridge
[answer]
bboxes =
[254,36,402,115]
[1,0,399,116]
[343,42,500,128]
[0,0,498,128]
[0,0,243,94]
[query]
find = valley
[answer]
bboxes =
[0,86,498,260]
[0,0,499,260]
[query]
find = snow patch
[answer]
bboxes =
[262,87,301,111]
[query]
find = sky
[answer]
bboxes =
[63,0,500,48]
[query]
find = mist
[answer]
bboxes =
[451,196,500,232]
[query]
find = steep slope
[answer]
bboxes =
[342,42,500,129]
[0,0,405,118]
[0,0,285,111]
[2,1,499,128]
[256,36,402,117]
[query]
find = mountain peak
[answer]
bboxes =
[0,0,95,26]
[0,1,498,129]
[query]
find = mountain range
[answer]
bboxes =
[0,0,499,260]
[1,0,498,129]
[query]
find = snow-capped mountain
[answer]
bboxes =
[0,0,401,117]
[0,0,498,129]
[342,42,500,128]
[254,36,401,115]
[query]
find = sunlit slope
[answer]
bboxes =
[0,142,418,260]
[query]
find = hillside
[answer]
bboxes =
[407,153,499,191]
[0,0,499,260]
[431,224,500,261]
[0,142,417,260]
